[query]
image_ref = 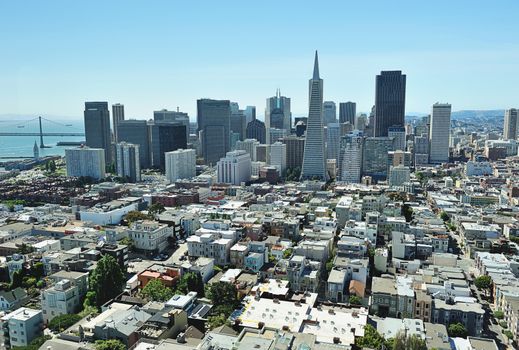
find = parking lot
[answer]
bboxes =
[127,242,188,274]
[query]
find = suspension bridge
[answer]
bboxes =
[0,116,85,148]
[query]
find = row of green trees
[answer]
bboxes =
[355,325,427,350]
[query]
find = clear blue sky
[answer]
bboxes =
[1,0,518,120]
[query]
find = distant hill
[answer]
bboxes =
[451,110,504,120]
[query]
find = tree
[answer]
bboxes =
[474,275,492,296]
[13,335,51,350]
[402,204,413,222]
[207,282,239,308]
[125,210,150,225]
[207,314,228,330]
[393,332,427,350]
[440,211,450,222]
[140,278,174,302]
[48,314,82,332]
[120,236,135,251]
[88,255,125,306]
[17,243,34,254]
[355,324,386,349]
[448,322,468,338]
[282,248,293,259]
[494,310,504,319]
[349,295,362,305]
[94,339,126,350]
[49,160,57,173]
[175,272,204,297]
[30,262,45,280]
[148,203,166,216]
[10,269,24,289]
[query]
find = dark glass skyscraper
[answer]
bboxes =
[117,120,151,169]
[149,121,187,170]
[339,102,356,125]
[84,101,112,165]
[197,99,231,165]
[246,118,266,144]
[374,71,406,137]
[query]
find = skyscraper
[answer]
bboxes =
[84,102,112,165]
[246,117,266,144]
[235,139,259,161]
[112,103,125,142]
[301,51,327,181]
[374,71,406,137]
[504,108,518,140]
[326,123,341,163]
[323,101,337,125]
[148,121,187,170]
[244,106,256,124]
[165,149,196,183]
[388,126,406,151]
[429,103,451,164]
[282,136,305,170]
[117,120,151,169]
[197,99,231,165]
[270,141,287,176]
[115,142,141,183]
[339,102,356,125]
[362,137,395,182]
[154,109,190,142]
[338,131,363,183]
[265,90,291,138]
[230,103,247,141]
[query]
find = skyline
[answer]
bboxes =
[1,1,519,120]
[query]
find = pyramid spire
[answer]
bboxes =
[313,50,320,80]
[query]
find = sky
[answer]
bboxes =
[1,1,518,121]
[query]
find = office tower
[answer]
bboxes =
[282,136,305,170]
[66,147,106,180]
[355,114,368,132]
[154,109,190,143]
[323,101,337,125]
[115,142,141,183]
[504,108,518,140]
[117,120,151,169]
[246,117,266,144]
[405,123,413,136]
[270,141,287,176]
[269,128,287,144]
[197,99,231,165]
[389,165,410,187]
[230,106,247,141]
[244,106,256,124]
[84,101,112,165]
[148,121,187,170]
[217,150,251,185]
[112,103,125,142]
[165,149,196,183]
[362,137,394,182]
[339,102,356,125]
[340,122,354,136]
[374,71,406,137]
[429,103,451,164]
[230,131,241,150]
[326,123,341,163]
[33,141,39,160]
[235,139,259,161]
[415,115,430,137]
[265,89,291,138]
[295,120,307,137]
[413,134,429,165]
[338,131,363,183]
[301,51,327,181]
[256,144,270,163]
[388,126,406,151]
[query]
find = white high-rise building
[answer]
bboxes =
[339,131,363,183]
[217,150,251,185]
[326,123,341,163]
[112,103,125,142]
[429,103,451,164]
[65,147,106,180]
[503,108,518,140]
[235,139,259,161]
[270,141,287,176]
[388,126,406,151]
[301,51,327,181]
[115,142,141,182]
[165,149,196,183]
[268,128,287,144]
